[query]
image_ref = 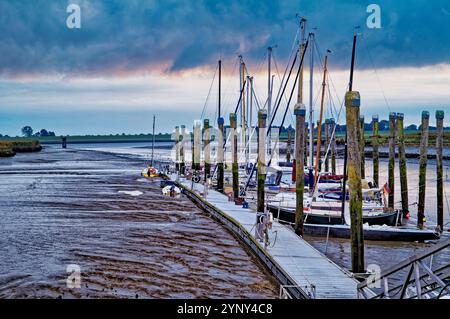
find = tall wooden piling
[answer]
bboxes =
[345,91,364,274]
[217,117,225,192]
[193,121,201,171]
[397,113,409,218]
[294,103,306,236]
[62,137,67,149]
[330,118,336,175]
[388,112,397,209]
[230,113,239,199]
[359,116,365,179]
[175,126,180,173]
[257,110,267,213]
[418,111,430,229]
[324,119,330,172]
[180,125,186,174]
[372,116,379,187]
[436,110,444,232]
[286,125,293,163]
[203,119,211,181]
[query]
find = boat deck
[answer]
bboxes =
[174,177,372,299]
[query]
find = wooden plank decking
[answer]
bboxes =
[174,177,372,299]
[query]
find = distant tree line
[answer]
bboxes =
[21,126,56,138]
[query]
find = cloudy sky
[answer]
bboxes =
[0,0,449,135]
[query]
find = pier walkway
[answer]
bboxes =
[173,177,374,299]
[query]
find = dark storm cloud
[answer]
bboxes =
[0,0,449,77]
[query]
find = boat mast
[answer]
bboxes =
[314,52,329,188]
[151,114,155,166]
[218,60,221,118]
[308,32,315,193]
[341,31,358,221]
[267,46,272,155]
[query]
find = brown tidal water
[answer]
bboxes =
[0,147,278,299]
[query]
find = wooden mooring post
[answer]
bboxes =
[257,110,267,213]
[418,111,430,229]
[396,113,409,218]
[61,137,67,149]
[230,113,239,199]
[175,126,180,173]
[324,119,330,172]
[359,116,365,179]
[286,125,293,163]
[217,117,225,192]
[345,91,364,274]
[372,115,379,187]
[193,121,201,171]
[180,125,186,175]
[295,103,306,236]
[203,119,211,181]
[388,112,397,209]
[436,110,444,232]
[330,118,336,175]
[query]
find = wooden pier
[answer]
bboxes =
[172,177,374,299]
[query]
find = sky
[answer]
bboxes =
[0,0,449,136]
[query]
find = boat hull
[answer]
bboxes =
[303,224,440,242]
[267,205,399,226]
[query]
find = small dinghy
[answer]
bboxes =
[141,167,159,178]
[162,185,181,197]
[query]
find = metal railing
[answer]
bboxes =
[280,284,316,299]
[357,238,450,299]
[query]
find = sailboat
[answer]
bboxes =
[142,114,160,178]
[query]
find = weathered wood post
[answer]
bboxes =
[418,111,430,229]
[193,120,201,171]
[217,117,225,192]
[180,125,186,175]
[372,116,379,187]
[295,103,306,236]
[330,118,336,175]
[396,113,409,218]
[286,125,293,163]
[62,137,67,149]
[359,116,365,179]
[203,119,211,181]
[436,110,444,232]
[257,110,267,213]
[324,119,330,172]
[345,91,364,274]
[388,112,397,209]
[175,126,180,173]
[304,124,308,166]
[230,113,239,199]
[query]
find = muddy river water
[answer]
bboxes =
[0,147,278,298]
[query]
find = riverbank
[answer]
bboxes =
[0,140,42,157]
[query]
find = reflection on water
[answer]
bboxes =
[0,147,277,298]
